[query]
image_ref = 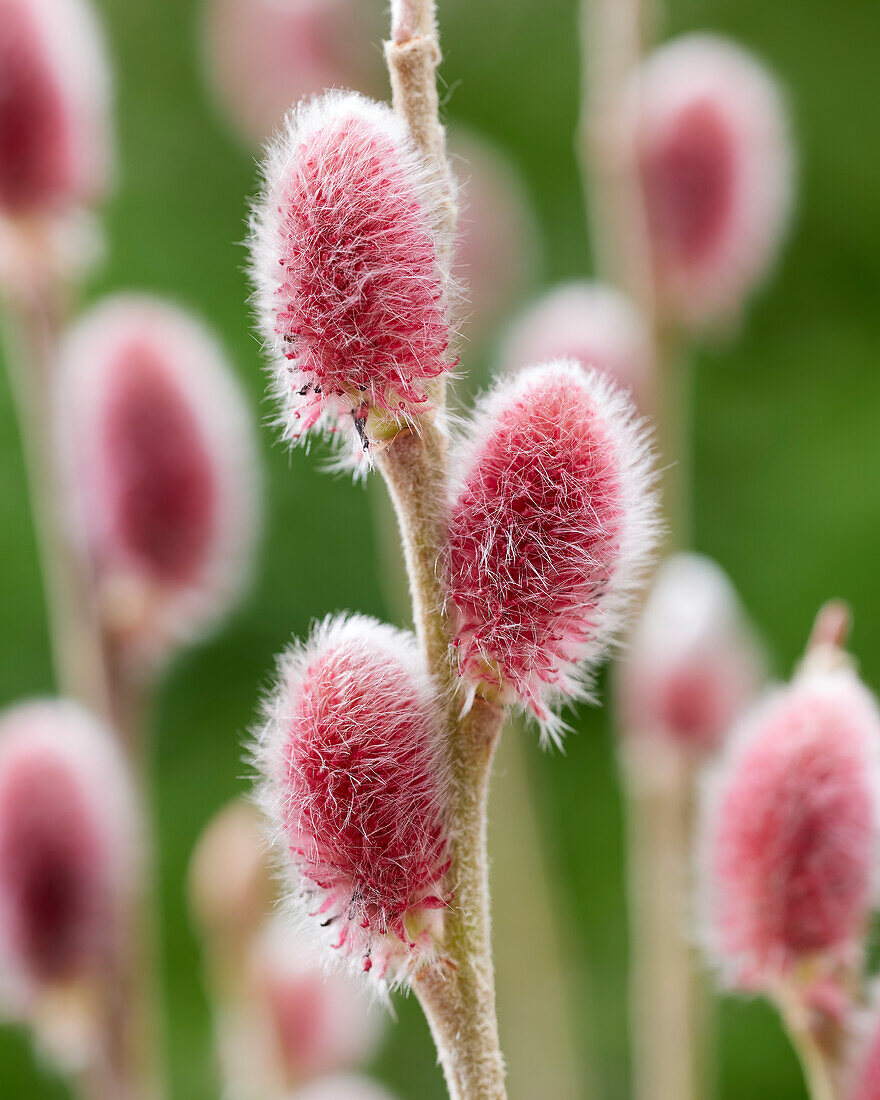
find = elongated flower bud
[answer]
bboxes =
[290,1076,399,1100]
[56,295,261,669]
[255,614,450,985]
[699,668,880,988]
[0,700,137,1014]
[499,281,652,408]
[249,92,453,467]
[631,34,793,328]
[616,554,764,751]
[0,0,111,217]
[188,798,273,946]
[203,0,381,145]
[443,360,657,744]
[249,915,383,1084]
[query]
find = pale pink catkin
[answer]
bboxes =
[699,668,880,988]
[255,614,450,986]
[0,700,137,1012]
[443,360,658,744]
[499,281,653,409]
[249,915,383,1084]
[249,92,453,468]
[0,0,111,217]
[202,0,381,146]
[56,294,261,668]
[630,34,794,328]
[616,553,764,751]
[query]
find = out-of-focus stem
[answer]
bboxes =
[0,287,109,715]
[489,728,589,1100]
[580,2,706,1099]
[776,984,850,1100]
[621,738,706,1100]
[2,260,163,1100]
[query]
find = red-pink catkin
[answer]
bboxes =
[631,34,793,328]
[57,295,260,665]
[700,668,880,989]
[249,92,452,464]
[256,615,450,985]
[0,0,111,217]
[443,360,657,744]
[616,553,764,752]
[0,700,136,1009]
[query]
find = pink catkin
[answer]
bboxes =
[0,0,111,216]
[57,295,260,666]
[256,615,450,986]
[0,700,136,1010]
[499,282,653,409]
[616,553,764,751]
[700,669,880,988]
[443,361,657,744]
[203,0,381,146]
[631,34,793,328]
[250,916,383,1084]
[250,92,452,466]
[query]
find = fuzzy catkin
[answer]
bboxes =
[249,92,453,467]
[699,668,880,988]
[255,614,450,986]
[443,360,658,744]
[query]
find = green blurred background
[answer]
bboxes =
[1,0,879,1096]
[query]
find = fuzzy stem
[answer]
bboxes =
[414,698,507,1100]
[580,2,708,1098]
[384,0,457,291]
[381,3,506,1095]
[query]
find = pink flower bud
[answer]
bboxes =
[188,799,273,945]
[451,131,539,345]
[249,92,453,466]
[616,554,764,751]
[57,295,261,668]
[443,360,658,744]
[256,614,450,985]
[202,0,382,146]
[499,281,653,409]
[0,700,137,1013]
[290,1076,399,1100]
[631,34,794,328]
[249,915,384,1083]
[0,0,112,217]
[699,668,880,988]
